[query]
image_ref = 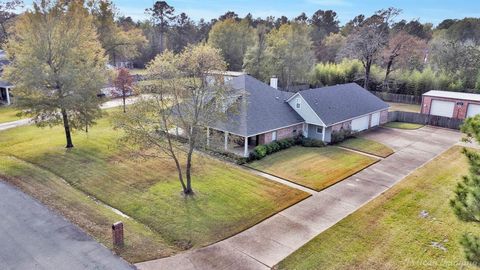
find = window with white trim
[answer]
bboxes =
[295,98,301,109]
[316,126,323,134]
[272,131,277,141]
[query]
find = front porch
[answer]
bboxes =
[169,126,257,158]
[206,127,257,158]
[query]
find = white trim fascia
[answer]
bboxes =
[285,92,301,103]
[327,108,387,127]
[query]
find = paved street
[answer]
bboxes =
[136,126,461,270]
[0,181,134,270]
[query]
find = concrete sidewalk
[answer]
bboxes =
[136,126,461,270]
[0,181,134,270]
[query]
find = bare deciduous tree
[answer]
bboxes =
[113,44,232,195]
[338,7,401,89]
[382,31,427,90]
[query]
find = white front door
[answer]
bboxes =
[430,100,455,117]
[370,112,380,127]
[351,116,370,132]
[467,104,480,118]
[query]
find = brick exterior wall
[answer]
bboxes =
[421,96,480,120]
[380,110,388,124]
[258,124,303,144]
[332,121,351,132]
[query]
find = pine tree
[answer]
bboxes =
[451,115,480,265]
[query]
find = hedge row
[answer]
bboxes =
[248,136,325,162]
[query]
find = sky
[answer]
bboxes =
[111,0,480,25]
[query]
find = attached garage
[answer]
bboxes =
[430,100,455,118]
[351,115,370,132]
[467,104,480,118]
[370,112,380,127]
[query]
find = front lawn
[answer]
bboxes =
[0,106,23,123]
[385,121,424,130]
[0,114,309,263]
[339,137,394,158]
[248,146,378,191]
[276,146,480,270]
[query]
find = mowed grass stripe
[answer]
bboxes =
[339,137,394,158]
[248,146,378,191]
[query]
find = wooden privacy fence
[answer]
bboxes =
[371,91,422,104]
[388,111,464,130]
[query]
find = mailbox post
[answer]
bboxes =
[112,221,124,247]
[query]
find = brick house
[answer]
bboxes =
[208,75,389,157]
[421,90,480,119]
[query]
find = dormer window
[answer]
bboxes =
[295,98,301,109]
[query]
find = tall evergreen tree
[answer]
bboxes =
[451,115,480,265]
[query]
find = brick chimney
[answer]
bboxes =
[270,76,278,89]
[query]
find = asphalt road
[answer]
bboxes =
[0,181,134,270]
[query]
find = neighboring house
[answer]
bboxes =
[421,90,480,119]
[0,50,12,105]
[207,75,389,157]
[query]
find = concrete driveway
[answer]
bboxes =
[136,126,461,270]
[0,181,134,270]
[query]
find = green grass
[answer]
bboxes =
[388,102,421,113]
[248,146,378,191]
[0,114,309,263]
[385,121,425,130]
[276,146,480,270]
[0,106,24,123]
[340,137,394,158]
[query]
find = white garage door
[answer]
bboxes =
[351,115,370,132]
[370,112,380,127]
[430,100,455,118]
[467,104,480,118]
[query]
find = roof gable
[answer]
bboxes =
[299,83,389,126]
[210,75,304,136]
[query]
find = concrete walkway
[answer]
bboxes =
[136,126,461,270]
[0,181,134,270]
[0,118,31,131]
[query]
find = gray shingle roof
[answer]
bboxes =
[210,75,304,137]
[299,83,389,126]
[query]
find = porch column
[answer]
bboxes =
[244,137,249,158]
[304,123,309,138]
[322,126,326,141]
[224,131,229,151]
[206,127,210,147]
[5,87,10,105]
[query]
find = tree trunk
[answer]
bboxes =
[364,61,371,90]
[61,109,74,148]
[383,59,394,92]
[122,90,126,113]
[184,149,194,195]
